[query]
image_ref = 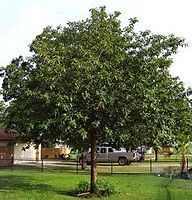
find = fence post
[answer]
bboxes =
[187,157,189,171]
[11,156,14,171]
[111,162,113,174]
[76,160,79,174]
[41,145,43,172]
[41,157,43,172]
[150,159,152,173]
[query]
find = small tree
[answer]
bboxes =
[165,87,192,174]
[177,88,192,174]
[1,7,188,193]
[178,135,191,173]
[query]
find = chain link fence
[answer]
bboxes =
[0,157,191,175]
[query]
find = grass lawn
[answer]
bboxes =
[0,169,192,200]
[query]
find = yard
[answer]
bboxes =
[0,170,192,200]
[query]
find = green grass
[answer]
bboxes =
[145,154,192,161]
[0,169,192,200]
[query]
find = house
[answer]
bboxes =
[42,141,71,159]
[0,127,41,166]
[14,142,41,163]
[0,127,15,166]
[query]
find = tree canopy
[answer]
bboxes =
[1,7,191,193]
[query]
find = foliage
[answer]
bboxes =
[76,179,116,196]
[161,166,178,178]
[186,87,192,107]
[159,166,192,180]
[171,88,192,173]
[0,101,7,127]
[0,6,188,149]
[77,180,90,193]
[0,6,191,193]
[96,178,116,196]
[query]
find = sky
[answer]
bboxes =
[0,0,192,88]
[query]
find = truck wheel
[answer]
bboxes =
[118,157,128,166]
[127,161,131,165]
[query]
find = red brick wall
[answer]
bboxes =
[0,146,14,166]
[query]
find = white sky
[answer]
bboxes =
[0,0,192,88]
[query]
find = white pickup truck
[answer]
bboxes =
[77,146,137,165]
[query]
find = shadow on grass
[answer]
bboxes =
[0,174,75,197]
[14,164,80,174]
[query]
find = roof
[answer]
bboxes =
[0,128,16,140]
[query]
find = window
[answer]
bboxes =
[101,148,106,153]
[108,148,113,152]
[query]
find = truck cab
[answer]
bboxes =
[77,146,135,165]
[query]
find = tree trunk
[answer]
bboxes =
[90,133,97,193]
[153,147,158,162]
[180,153,186,174]
[81,151,87,170]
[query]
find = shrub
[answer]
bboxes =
[163,166,177,173]
[180,172,192,180]
[158,166,192,180]
[96,179,116,196]
[77,180,90,193]
[76,179,116,197]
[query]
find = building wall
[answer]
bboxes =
[14,143,41,161]
[0,146,14,159]
[42,146,71,159]
[55,143,71,155]
[0,141,9,147]
[0,146,14,166]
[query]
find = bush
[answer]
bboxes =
[158,166,192,180]
[179,171,192,180]
[163,166,178,178]
[96,179,116,196]
[77,180,90,193]
[76,179,116,196]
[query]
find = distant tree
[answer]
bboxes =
[160,86,192,173]
[176,87,192,173]
[187,87,192,106]
[0,7,189,193]
[177,135,191,173]
[0,101,6,126]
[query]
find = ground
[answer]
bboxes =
[0,170,192,200]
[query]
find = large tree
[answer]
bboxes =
[1,7,190,193]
